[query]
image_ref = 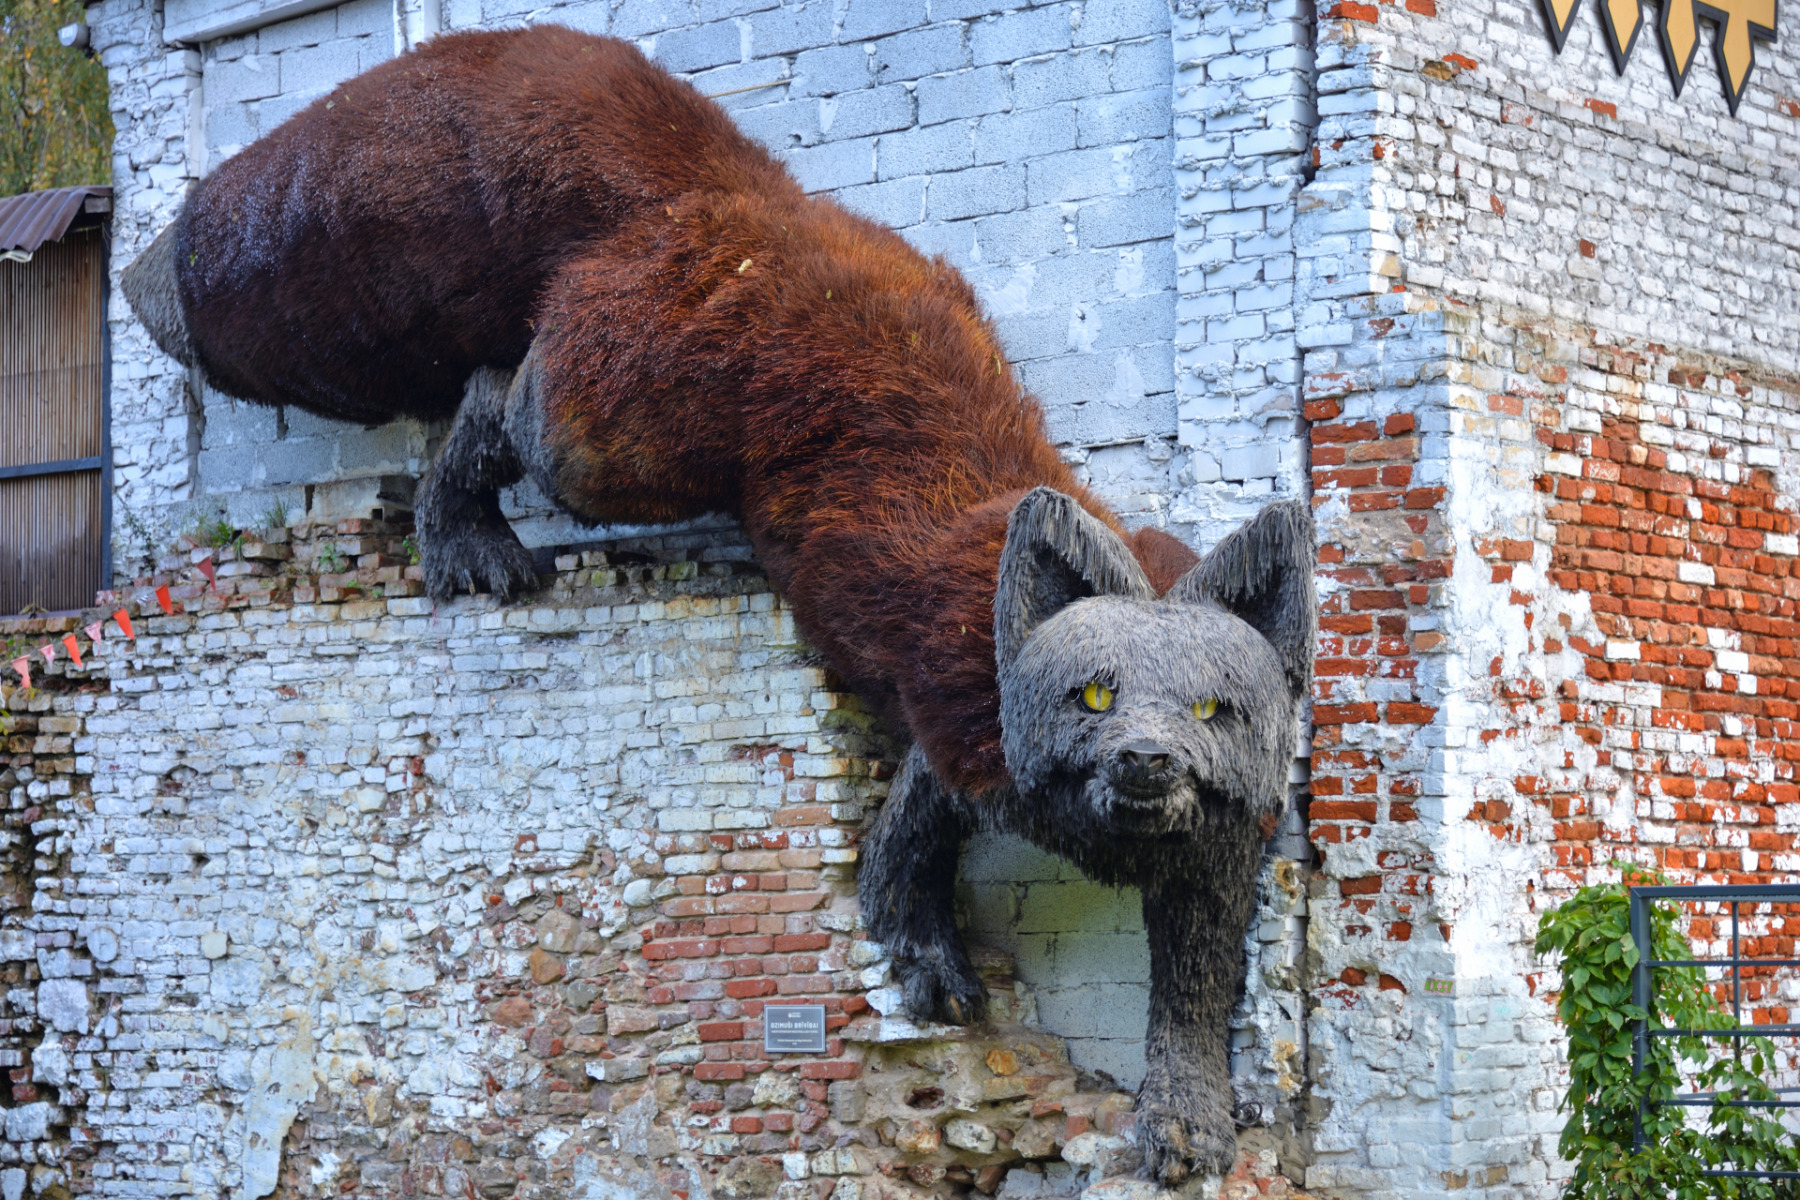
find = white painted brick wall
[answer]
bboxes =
[1165,0,1315,550]
[1295,0,1800,1194]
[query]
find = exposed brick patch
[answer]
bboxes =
[1498,338,1800,898]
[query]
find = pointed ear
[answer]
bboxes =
[994,487,1153,671]
[1169,499,1317,699]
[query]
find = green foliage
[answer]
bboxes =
[401,535,421,566]
[316,543,347,574]
[185,511,236,549]
[0,0,113,196]
[116,499,155,577]
[1537,869,1800,1198]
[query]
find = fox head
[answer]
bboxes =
[995,489,1315,840]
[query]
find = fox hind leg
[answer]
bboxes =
[417,366,539,600]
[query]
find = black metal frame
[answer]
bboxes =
[1630,883,1800,1179]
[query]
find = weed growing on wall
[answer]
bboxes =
[1537,872,1800,1197]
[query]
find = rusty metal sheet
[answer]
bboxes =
[0,469,103,614]
[0,186,112,258]
[0,230,106,466]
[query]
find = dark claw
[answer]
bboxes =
[897,955,986,1026]
[1135,1097,1237,1184]
[420,517,538,601]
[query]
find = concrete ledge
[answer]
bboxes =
[164,0,340,45]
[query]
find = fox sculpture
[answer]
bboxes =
[121,25,1316,1183]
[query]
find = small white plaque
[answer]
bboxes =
[763,1004,827,1054]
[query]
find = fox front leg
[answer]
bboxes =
[416,366,540,600]
[1135,828,1265,1185]
[858,745,987,1025]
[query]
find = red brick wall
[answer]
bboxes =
[1305,387,1450,989]
[1470,330,1800,1013]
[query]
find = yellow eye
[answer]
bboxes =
[1192,698,1219,720]
[1081,681,1114,712]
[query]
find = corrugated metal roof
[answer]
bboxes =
[0,186,112,258]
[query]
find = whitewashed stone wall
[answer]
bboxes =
[93,0,204,572]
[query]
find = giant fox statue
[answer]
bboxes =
[121,26,1315,1183]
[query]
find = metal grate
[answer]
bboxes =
[1630,883,1800,1179]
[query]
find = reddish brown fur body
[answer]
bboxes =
[177,30,756,422]
[172,26,1198,791]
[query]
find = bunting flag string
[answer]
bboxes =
[4,544,242,692]
[5,579,170,691]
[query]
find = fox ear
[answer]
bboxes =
[1170,499,1317,700]
[994,487,1152,672]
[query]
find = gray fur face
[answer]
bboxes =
[994,488,1315,841]
[1000,597,1291,837]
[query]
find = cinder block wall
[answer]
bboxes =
[166,0,1200,542]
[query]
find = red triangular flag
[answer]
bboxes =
[113,609,135,639]
[198,557,216,588]
[62,635,82,668]
[12,658,29,689]
[154,585,173,614]
[85,621,104,643]
[38,644,54,666]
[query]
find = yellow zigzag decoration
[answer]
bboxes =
[1539,0,1779,114]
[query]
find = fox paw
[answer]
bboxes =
[422,518,539,600]
[1134,1100,1237,1187]
[896,955,988,1026]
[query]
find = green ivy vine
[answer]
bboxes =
[1536,870,1800,1197]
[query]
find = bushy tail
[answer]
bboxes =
[119,219,197,368]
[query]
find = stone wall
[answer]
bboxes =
[0,524,1309,1200]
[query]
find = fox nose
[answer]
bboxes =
[1119,739,1170,780]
